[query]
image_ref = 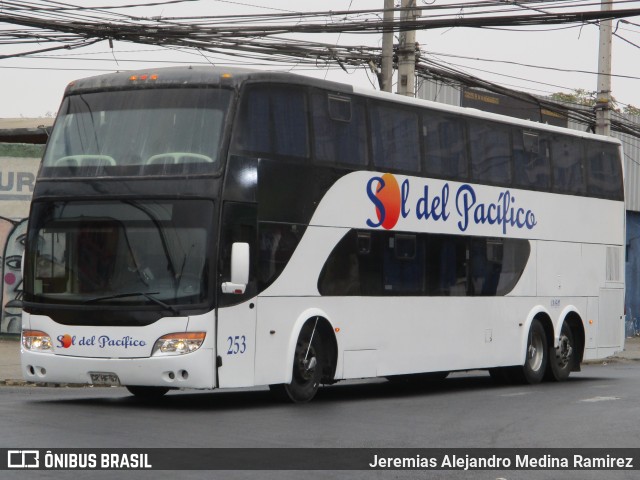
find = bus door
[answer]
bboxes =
[216,202,258,388]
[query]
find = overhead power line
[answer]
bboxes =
[1,0,640,137]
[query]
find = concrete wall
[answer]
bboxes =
[0,143,43,334]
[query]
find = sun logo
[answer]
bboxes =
[366,173,401,230]
[60,334,73,348]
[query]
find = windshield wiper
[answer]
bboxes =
[83,291,180,315]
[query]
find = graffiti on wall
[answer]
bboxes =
[0,151,41,334]
[0,217,26,334]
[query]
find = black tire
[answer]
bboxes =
[513,319,548,385]
[270,321,323,403]
[126,386,170,399]
[547,322,577,382]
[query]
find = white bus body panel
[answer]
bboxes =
[216,300,257,388]
[254,171,625,383]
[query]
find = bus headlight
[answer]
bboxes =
[152,332,206,356]
[22,330,53,353]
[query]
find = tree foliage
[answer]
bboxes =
[551,88,640,116]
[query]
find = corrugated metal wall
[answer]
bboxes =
[416,79,461,106]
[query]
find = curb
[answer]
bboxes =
[0,380,115,388]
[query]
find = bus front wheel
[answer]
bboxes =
[270,321,323,403]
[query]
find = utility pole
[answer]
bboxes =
[380,0,394,93]
[397,0,419,97]
[595,0,613,136]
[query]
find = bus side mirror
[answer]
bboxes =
[221,242,250,295]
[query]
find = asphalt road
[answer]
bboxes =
[1,362,640,480]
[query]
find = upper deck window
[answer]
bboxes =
[551,134,587,195]
[586,141,623,200]
[422,111,468,179]
[41,88,232,178]
[233,85,309,160]
[370,103,420,173]
[468,120,512,185]
[312,93,368,166]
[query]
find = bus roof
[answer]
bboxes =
[64,65,354,96]
[64,65,620,146]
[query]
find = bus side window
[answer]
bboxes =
[311,93,368,167]
[513,130,551,190]
[382,234,424,294]
[422,112,468,180]
[586,141,623,200]
[424,234,468,296]
[468,120,512,186]
[258,222,306,290]
[233,85,309,160]
[370,103,420,174]
[551,134,586,195]
[317,230,362,296]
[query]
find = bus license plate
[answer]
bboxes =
[89,372,121,386]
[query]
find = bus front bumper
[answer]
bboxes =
[21,348,216,389]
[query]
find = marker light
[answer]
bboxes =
[152,332,206,356]
[22,330,53,353]
[129,73,158,82]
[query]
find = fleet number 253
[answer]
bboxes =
[226,335,247,355]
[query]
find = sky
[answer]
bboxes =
[0,0,639,118]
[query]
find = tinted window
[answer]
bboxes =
[468,120,512,185]
[318,230,530,297]
[41,88,231,178]
[512,130,551,190]
[551,134,586,195]
[424,234,468,296]
[586,141,623,200]
[370,104,420,173]
[234,85,309,159]
[258,222,306,289]
[469,237,529,296]
[26,199,214,307]
[422,111,468,180]
[312,93,368,166]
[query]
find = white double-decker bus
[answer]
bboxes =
[18,66,624,402]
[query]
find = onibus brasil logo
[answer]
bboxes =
[365,173,537,233]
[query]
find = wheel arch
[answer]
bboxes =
[520,307,554,365]
[560,309,586,368]
[284,309,339,385]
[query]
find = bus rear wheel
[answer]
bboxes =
[270,321,323,403]
[126,386,170,399]
[514,319,548,384]
[547,322,576,382]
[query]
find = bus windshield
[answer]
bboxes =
[41,88,232,177]
[25,199,214,309]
